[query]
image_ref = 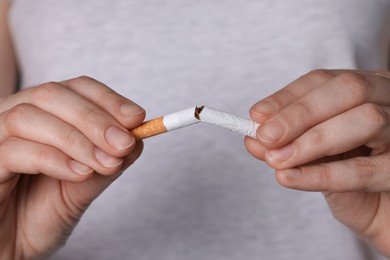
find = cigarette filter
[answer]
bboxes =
[131,106,260,140]
[131,107,199,140]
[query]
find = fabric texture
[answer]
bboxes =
[8,0,390,259]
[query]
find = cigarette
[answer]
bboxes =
[131,107,199,140]
[196,106,260,138]
[130,106,260,140]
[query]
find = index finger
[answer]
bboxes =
[0,81,135,157]
[255,71,390,148]
[61,76,146,129]
[250,69,336,123]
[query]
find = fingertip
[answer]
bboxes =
[244,136,266,160]
[69,160,93,174]
[274,170,287,186]
[276,168,328,192]
[120,102,145,118]
[121,106,146,129]
[122,140,144,170]
[68,160,94,182]
[275,169,301,190]
[256,118,286,148]
[250,101,276,123]
[96,162,124,176]
[95,148,124,170]
[249,109,267,123]
[264,144,295,170]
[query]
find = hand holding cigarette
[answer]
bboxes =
[246,70,390,257]
[131,106,260,140]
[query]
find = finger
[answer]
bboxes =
[244,136,266,160]
[265,103,390,169]
[250,70,390,123]
[250,69,337,123]
[275,154,390,193]
[257,72,390,148]
[121,140,144,170]
[0,82,135,157]
[0,104,123,174]
[61,76,146,129]
[0,138,93,182]
[64,141,144,206]
[18,141,144,256]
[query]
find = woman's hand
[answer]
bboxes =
[245,70,390,256]
[0,76,145,259]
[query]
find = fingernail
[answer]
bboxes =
[258,119,285,143]
[95,148,123,168]
[106,126,134,150]
[120,103,144,117]
[69,160,93,175]
[281,169,301,180]
[251,101,275,116]
[267,144,294,163]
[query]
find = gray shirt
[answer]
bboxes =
[8,0,390,259]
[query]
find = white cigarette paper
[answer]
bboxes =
[197,106,260,138]
[131,106,260,140]
[130,107,199,140]
[163,106,199,131]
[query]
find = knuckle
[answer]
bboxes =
[5,104,32,131]
[361,103,387,130]
[0,138,13,156]
[79,107,101,126]
[316,163,338,192]
[351,158,377,188]
[337,73,370,101]
[269,89,295,108]
[290,100,314,120]
[97,87,117,101]
[317,163,334,190]
[306,69,334,83]
[34,148,56,165]
[58,127,80,147]
[72,75,96,85]
[338,72,368,86]
[31,82,64,102]
[307,126,329,147]
[77,75,93,81]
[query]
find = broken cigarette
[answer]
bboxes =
[130,106,260,140]
[130,107,198,140]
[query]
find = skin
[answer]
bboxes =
[0,2,146,258]
[2,0,389,258]
[0,76,145,259]
[246,69,390,257]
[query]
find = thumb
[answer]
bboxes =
[63,141,143,213]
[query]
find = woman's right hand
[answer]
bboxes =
[0,76,145,259]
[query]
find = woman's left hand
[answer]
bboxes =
[245,69,390,257]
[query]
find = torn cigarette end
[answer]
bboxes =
[197,106,259,138]
[194,106,204,120]
[131,116,167,140]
